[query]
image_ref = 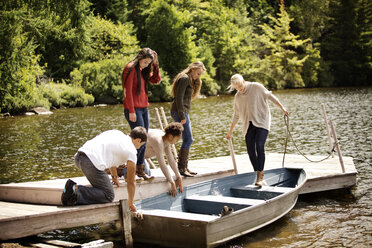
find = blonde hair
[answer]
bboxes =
[227,74,244,92]
[171,61,206,99]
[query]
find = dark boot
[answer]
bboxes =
[178,148,194,177]
[184,150,197,175]
[136,164,154,181]
[187,168,197,175]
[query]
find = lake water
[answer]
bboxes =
[0,87,371,247]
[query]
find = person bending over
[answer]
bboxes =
[145,123,184,197]
[61,126,147,212]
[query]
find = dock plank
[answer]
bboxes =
[0,153,356,206]
[0,202,120,240]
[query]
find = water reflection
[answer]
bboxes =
[1,87,371,248]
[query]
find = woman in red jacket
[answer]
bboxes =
[122,48,161,180]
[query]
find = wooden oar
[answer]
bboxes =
[227,138,238,175]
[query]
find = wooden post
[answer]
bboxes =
[120,199,133,248]
[321,103,334,158]
[329,120,345,173]
[160,107,169,126]
[146,158,156,169]
[227,138,238,175]
[160,107,178,160]
[154,108,164,130]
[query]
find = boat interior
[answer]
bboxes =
[183,185,294,215]
[138,168,305,216]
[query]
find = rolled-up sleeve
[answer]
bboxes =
[149,64,161,84]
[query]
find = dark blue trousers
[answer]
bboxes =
[245,122,269,171]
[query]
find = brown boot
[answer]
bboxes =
[178,148,194,177]
[255,171,264,187]
[187,168,197,175]
[136,164,154,181]
[105,165,126,177]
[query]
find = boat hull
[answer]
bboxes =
[132,168,306,247]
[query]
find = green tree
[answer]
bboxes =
[321,0,367,86]
[85,16,139,62]
[243,0,277,32]
[88,0,130,23]
[126,0,153,44]
[144,0,197,78]
[0,8,46,114]
[288,0,334,86]
[288,0,331,44]
[13,0,93,80]
[190,0,257,89]
[355,0,372,84]
[70,16,140,103]
[253,3,310,89]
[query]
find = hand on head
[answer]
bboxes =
[152,50,158,65]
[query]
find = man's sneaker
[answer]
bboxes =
[61,179,77,206]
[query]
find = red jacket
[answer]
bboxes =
[122,63,161,113]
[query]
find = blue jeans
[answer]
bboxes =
[124,108,149,165]
[245,122,269,171]
[171,111,193,149]
[74,152,115,205]
[119,160,151,177]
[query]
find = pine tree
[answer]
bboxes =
[321,0,367,86]
[253,2,310,89]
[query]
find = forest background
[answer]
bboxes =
[1,0,371,114]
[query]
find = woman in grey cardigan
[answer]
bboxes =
[226,74,289,186]
[170,61,206,177]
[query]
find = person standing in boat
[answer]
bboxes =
[145,122,184,197]
[226,74,289,186]
[61,126,147,212]
[122,48,161,181]
[171,61,206,177]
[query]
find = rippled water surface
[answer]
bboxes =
[1,87,371,247]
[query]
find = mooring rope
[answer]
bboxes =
[282,115,337,167]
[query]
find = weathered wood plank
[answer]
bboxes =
[0,203,120,240]
[43,239,80,247]
[119,199,132,248]
[30,243,60,248]
[81,240,113,248]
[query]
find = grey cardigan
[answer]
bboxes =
[171,74,193,120]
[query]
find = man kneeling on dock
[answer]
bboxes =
[61,127,147,212]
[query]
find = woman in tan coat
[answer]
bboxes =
[226,74,289,186]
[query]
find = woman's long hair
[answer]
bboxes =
[126,48,155,94]
[171,61,206,99]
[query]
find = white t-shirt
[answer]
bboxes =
[78,130,137,171]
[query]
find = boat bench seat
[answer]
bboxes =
[230,185,294,200]
[183,194,265,215]
[142,209,218,222]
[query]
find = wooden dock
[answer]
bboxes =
[0,152,357,241]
